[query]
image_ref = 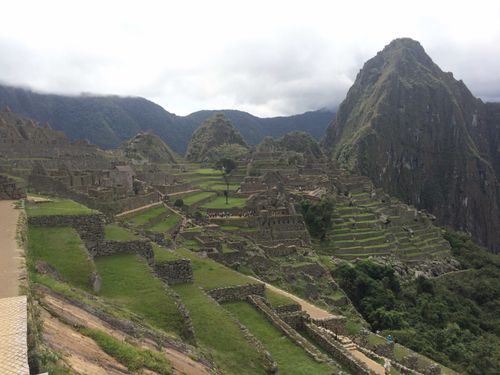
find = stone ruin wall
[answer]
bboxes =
[0,174,26,199]
[208,283,265,303]
[155,259,193,285]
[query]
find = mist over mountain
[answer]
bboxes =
[0,84,334,154]
[323,38,500,251]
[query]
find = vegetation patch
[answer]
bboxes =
[95,254,183,337]
[79,327,172,374]
[172,283,267,375]
[183,191,216,206]
[26,198,96,217]
[201,196,247,209]
[28,226,94,291]
[104,224,140,241]
[225,301,337,375]
[123,205,165,227]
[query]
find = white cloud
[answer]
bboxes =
[1,0,499,116]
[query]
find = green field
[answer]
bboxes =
[152,244,182,262]
[149,213,181,233]
[95,254,183,337]
[172,283,268,375]
[182,191,216,206]
[104,224,140,241]
[28,226,94,291]
[192,168,221,175]
[26,198,96,217]
[225,301,337,375]
[176,248,255,289]
[124,205,165,226]
[201,196,247,209]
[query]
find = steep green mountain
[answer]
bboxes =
[323,38,500,252]
[121,132,176,164]
[185,113,248,162]
[0,84,334,154]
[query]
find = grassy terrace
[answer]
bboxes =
[95,254,184,337]
[182,191,216,206]
[104,224,140,241]
[124,205,165,226]
[225,302,337,375]
[152,244,182,262]
[122,204,181,233]
[28,226,95,291]
[149,214,181,233]
[201,196,247,209]
[172,283,268,375]
[26,198,96,217]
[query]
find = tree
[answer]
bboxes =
[215,158,236,204]
[174,198,184,208]
[300,197,334,240]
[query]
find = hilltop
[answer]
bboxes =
[121,132,177,164]
[185,113,249,162]
[322,38,500,252]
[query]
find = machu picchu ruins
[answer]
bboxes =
[0,30,499,375]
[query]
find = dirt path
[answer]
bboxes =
[0,200,22,298]
[248,276,337,320]
[115,201,163,218]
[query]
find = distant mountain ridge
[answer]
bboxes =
[0,84,334,154]
[323,38,500,251]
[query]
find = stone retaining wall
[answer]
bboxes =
[312,316,347,335]
[274,304,302,314]
[155,260,193,285]
[208,283,265,303]
[91,240,154,265]
[303,322,373,375]
[262,244,297,257]
[248,295,325,362]
[0,174,26,199]
[28,214,105,246]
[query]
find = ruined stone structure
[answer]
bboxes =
[208,283,265,303]
[0,174,26,199]
[155,259,193,284]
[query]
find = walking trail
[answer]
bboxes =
[248,276,384,374]
[0,200,22,298]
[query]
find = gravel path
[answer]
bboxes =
[0,200,22,298]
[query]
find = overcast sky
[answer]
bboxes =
[1,1,499,117]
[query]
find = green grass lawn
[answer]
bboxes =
[104,224,140,241]
[192,168,221,175]
[182,192,216,206]
[95,254,183,337]
[224,302,337,375]
[172,283,268,375]
[26,198,96,217]
[152,244,182,262]
[176,248,256,290]
[265,290,295,307]
[201,196,247,209]
[28,226,94,291]
[124,205,165,226]
[149,213,181,233]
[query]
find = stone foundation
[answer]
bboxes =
[208,283,265,303]
[90,240,154,264]
[155,260,193,285]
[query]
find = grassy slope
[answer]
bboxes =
[225,301,336,375]
[26,199,96,217]
[183,192,216,205]
[149,213,181,233]
[95,254,183,337]
[172,283,268,375]
[124,205,165,226]
[28,226,94,291]
[201,196,247,209]
[104,224,140,241]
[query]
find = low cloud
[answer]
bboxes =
[0,1,499,116]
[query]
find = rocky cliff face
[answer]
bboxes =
[185,113,248,162]
[323,38,500,251]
